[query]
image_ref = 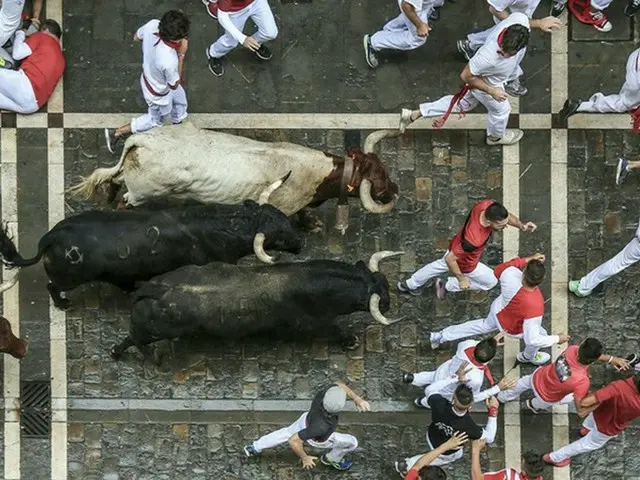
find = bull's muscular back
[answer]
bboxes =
[131,261,374,339]
[123,124,334,214]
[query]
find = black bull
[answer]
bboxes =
[0,201,302,309]
[111,251,404,358]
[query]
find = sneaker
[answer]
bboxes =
[435,278,446,300]
[104,128,120,154]
[568,279,591,297]
[543,453,571,467]
[399,108,414,133]
[395,460,409,477]
[429,7,440,20]
[414,397,429,408]
[559,99,581,122]
[589,10,612,32]
[363,34,379,69]
[202,0,218,19]
[504,77,528,97]
[456,39,476,61]
[402,373,414,384]
[430,331,442,350]
[518,351,551,365]
[486,129,524,146]
[321,455,353,471]
[626,353,640,369]
[551,1,567,16]
[579,427,590,437]
[206,48,224,77]
[616,158,630,185]
[625,0,640,16]
[244,445,259,457]
[397,279,421,296]
[255,44,272,61]
[526,398,542,414]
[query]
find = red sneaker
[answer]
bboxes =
[543,453,571,468]
[579,427,590,437]
[202,0,218,19]
[589,10,612,32]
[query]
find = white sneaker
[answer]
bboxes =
[486,129,524,146]
[518,351,551,366]
[399,108,413,133]
[430,332,442,350]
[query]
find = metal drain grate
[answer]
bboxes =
[20,381,51,438]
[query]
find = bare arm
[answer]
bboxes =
[580,393,599,408]
[334,381,370,411]
[444,252,464,280]
[288,434,316,469]
[488,5,510,20]
[401,1,425,29]
[573,396,593,418]
[32,0,44,22]
[411,432,469,474]
[471,441,485,480]
[460,64,497,96]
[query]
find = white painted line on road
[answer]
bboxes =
[1,128,21,480]
[551,19,568,113]
[502,142,522,472]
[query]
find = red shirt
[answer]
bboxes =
[448,199,495,273]
[404,470,419,480]
[218,0,255,12]
[21,33,65,108]
[532,345,590,403]
[484,468,542,480]
[593,377,640,436]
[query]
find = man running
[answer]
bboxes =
[471,439,544,479]
[398,199,536,298]
[550,0,614,31]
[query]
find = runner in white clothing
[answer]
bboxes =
[403,337,517,406]
[397,13,529,146]
[560,48,640,123]
[430,254,570,366]
[104,11,190,154]
[569,219,640,297]
[456,0,562,97]
[0,0,42,49]
[549,0,613,31]
[364,0,433,69]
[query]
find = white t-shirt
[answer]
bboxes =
[488,0,542,19]
[398,0,428,13]
[0,0,25,34]
[136,19,180,97]
[468,12,529,87]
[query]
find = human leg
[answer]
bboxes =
[251,0,279,45]
[370,11,429,51]
[437,315,499,344]
[445,261,498,292]
[0,68,38,113]
[208,8,250,58]
[170,85,188,124]
[548,413,614,462]
[310,432,358,464]
[404,257,450,290]
[252,413,307,452]
[575,236,640,294]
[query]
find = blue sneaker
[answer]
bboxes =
[321,455,353,470]
[616,158,630,185]
[244,445,259,457]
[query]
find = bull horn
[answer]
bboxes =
[253,233,275,264]
[364,130,401,154]
[0,271,19,294]
[368,250,404,273]
[258,171,292,205]
[359,179,397,214]
[369,294,404,326]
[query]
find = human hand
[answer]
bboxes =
[489,87,508,102]
[486,395,499,409]
[456,361,471,382]
[354,397,371,412]
[537,16,563,32]
[30,17,41,28]
[301,456,317,470]
[557,333,570,344]
[472,439,487,451]
[498,376,517,391]
[520,221,537,232]
[443,431,469,450]
[177,38,189,56]
[243,36,260,51]
[459,276,471,290]
[494,331,506,346]
[527,253,545,262]
[610,356,630,371]
[417,22,431,37]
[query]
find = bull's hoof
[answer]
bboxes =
[342,335,360,351]
[54,298,71,310]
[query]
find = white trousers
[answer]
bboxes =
[131,75,188,134]
[209,0,278,58]
[406,434,464,468]
[577,232,640,294]
[496,374,574,410]
[577,50,640,113]
[0,68,39,113]
[0,0,24,48]
[370,9,430,51]
[252,412,358,463]
[419,89,511,138]
[549,413,614,462]
[407,253,498,292]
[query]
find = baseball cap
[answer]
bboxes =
[322,386,347,413]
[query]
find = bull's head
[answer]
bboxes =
[0,316,27,359]
[349,131,400,214]
[365,251,404,326]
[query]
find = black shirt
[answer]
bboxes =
[298,385,339,443]
[427,394,483,455]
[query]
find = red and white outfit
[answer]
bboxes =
[131,20,188,134]
[497,345,590,410]
[0,30,64,114]
[412,340,501,405]
[370,0,435,52]
[484,468,541,479]
[406,199,499,293]
[208,0,278,58]
[434,256,557,362]
[548,377,640,463]
[467,0,539,52]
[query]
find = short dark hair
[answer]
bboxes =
[453,384,474,407]
[524,260,545,286]
[522,451,544,477]
[422,465,447,480]
[501,24,529,54]
[485,202,508,222]
[474,338,497,364]
[634,373,640,392]
[578,338,603,365]
[41,19,62,39]
[159,10,190,41]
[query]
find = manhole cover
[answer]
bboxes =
[20,381,51,438]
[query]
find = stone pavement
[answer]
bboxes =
[1,0,640,479]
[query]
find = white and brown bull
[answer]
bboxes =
[68,124,399,231]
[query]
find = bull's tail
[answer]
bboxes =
[0,224,44,269]
[66,138,136,200]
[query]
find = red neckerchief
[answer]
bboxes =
[433,84,471,128]
[153,32,182,51]
[464,347,495,385]
[497,28,508,51]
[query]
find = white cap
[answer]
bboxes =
[322,386,347,413]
